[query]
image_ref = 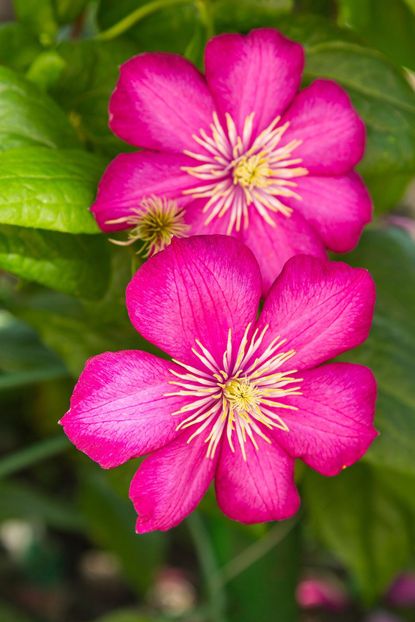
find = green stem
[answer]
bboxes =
[95,0,193,41]
[187,512,228,622]
[0,435,69,479]
[218,519,298,586]
[195,0,215,38]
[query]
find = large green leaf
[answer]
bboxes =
[339,0,415,71]
[0,65,78,151]
[276,15,415,178]
[0,224,110,299]
[0,22,42,72]
[340,227,415,476]
[303,464,413,603]
[51,39,137,156]
[0,147,104,234]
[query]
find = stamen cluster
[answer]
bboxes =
[183,112,308,234]
[167,323,302,460]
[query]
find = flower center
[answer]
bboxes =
[106,196,188,256]
[182,112,308,235]
[222,377,260,412]
[166,323,302,461]
[232,152,270,189]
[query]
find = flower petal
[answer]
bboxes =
[60,351,186,468]
[109,53,215,152]
[241,209,326,293]
[284,172,372,252]
[257,254,375,370]
[184,198,242,236]
[271,363,378,476]
[130,429,217,533]
[280,80,365,175]
[215,436,300,523]
[91,151,196,232]
[126,235,262,365]
[205,28,304,136]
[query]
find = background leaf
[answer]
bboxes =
[340,227,415,476]
[51,38,138,156]
[0,23,42,71]
[0,224,110,299]
[0,65,78,151]
[303,463,414,603]
[338,0,415,71]
[276,15,415,180]
[0,147,104,234]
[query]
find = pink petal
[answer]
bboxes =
[130,429,217,533]
[271,363,377,476]
[280,80,365,175]
[284,172,372,253]
[60,351,185,468]
[126,235,262,365]
[257,254,375,370]
[215,436,300,523]
[205,28,304,136]
[91,151,196,232]
[109,53,215,152]
[241,208,326,293]
[184,198,242,236]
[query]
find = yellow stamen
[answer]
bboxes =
[166,325,302,461]
[106,196,188,257]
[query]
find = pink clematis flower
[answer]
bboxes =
[92,28,371,290]
[61,236,377,532]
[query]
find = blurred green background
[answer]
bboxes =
[1,0,415,621]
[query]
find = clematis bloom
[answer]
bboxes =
[61,236,377,533]
[92,28,371,290]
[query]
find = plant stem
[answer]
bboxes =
[95,0,192,41]
[218,519,298,586]
[0,435,69,479]
[187,512,228,622]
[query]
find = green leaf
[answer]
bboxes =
[0,147,104,234]
[0,22,42,72]
[13,0,58,45]
[52,0,89,24]
[213,0,293,31]
[276,15,415,177]
[96,0,199,54]
[51,38,138,156]
[11,250,144,376]
[339,0,415,71]
[0,66,79,151]
[26,50,66,91]
[0,224,110,300]
[303,463,413,602]
[79,464,165,594]
[339,227,415,476]
[0,312,66,391]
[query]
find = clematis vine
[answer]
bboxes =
[92,28,371,290]
[61,236,377,533]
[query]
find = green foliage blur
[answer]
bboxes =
[0,0,415,621]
